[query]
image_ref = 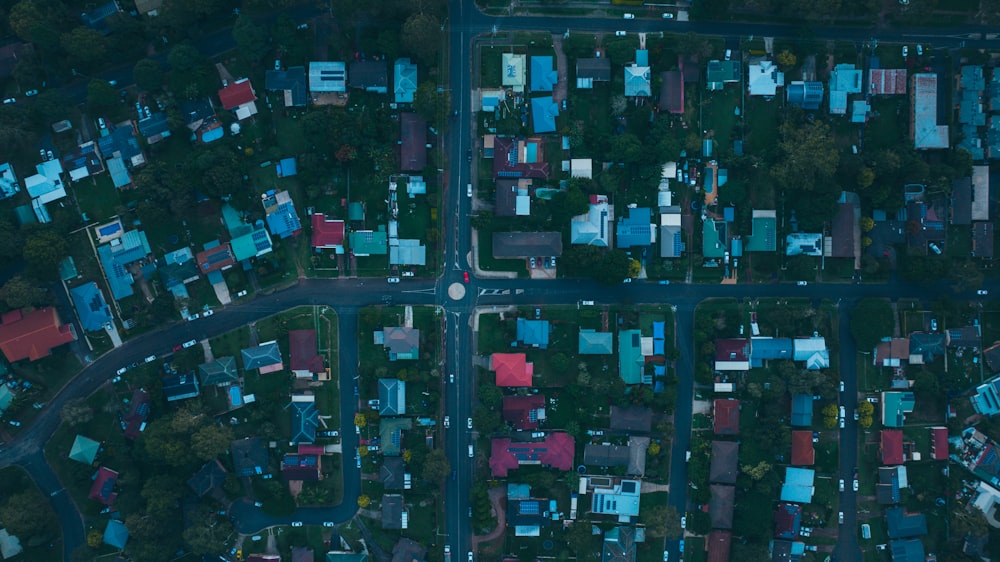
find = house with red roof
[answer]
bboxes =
[773,503,802,539]
[89,466,119,505]
[218,79,258,120]
[502,395,545,430]
[881,429,904,465]
[930,427,948,460]
[122,388,150,440]
[791,430,815,466]
[713,399,740,435]
[0,307,76,363]
[706,530,731,562]
[489,432,574,477]
[281,452,322,481]
[311,213,345,254]
[714,338,750,371]
[195,243,235,276]
[491,353,534,387]
[289,330,325,379]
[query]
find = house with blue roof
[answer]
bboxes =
[106,157,131,189]
[571,194,610,247]
[97,230,151,300]
[616,207,655,248]
[793,336,829,370]
[829,63,862,115]
[265,66,308,107]
[0,162,19,199]
[241,341,283,373]
[579,329,613,355]
[530,97,558,133]
[624,53,651,97]
[103,519,129,549]
[379,378,406,416]
[262,190,302,239]
[137,110,171,143]
[886,507,928,539]
[516,318,549,349]
[780,467,815,504]
[81,1,120,34]
[393,58,418,103]
[791,394,813,427]
[289,394,320,444]
[786,81,824,110]
[971,373,1000,416]
[25,159,67,223]
[749,337,793,366]
[97,123,145,168]
[70,282,112,332]
[619,330,647,384]
[159,247,199,299]
[530,56,558,92]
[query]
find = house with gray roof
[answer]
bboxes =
[375,327,419,361]
[379,378,406,416]
[241,341,283,372]
[382,494,406,529]
[577,58,611,89]
[579,329,613,355]
[198,356,239,387]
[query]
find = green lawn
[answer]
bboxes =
[744,96,780,156]
[74,173,124,222]
[479,46,506,88]
[701,87,741,150]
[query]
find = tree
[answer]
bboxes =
[610,94,627,116]
[472,406,502,434]
[141,475,184,515]
[401,13,442,66]
[564,520,599,555]
[776,49,797,69]
[87,530,102,548]
[0,276,48,309]
[628,259,642,278]
[413,81,450,128]
[857,166,875,189]
[86,79,118,115]
[232,15,270,62]
[860,216,874,232]
[595,250,632,285]
[167,44,212,98]
[851,299,893,351]
[61,27,110,71]
[133,59,164,92]
[857,401,874,416]
[191,424,233,461]
[772,120,839,193]
[60,397,94,426]
[610,133,643,163]
[357,494,371,508]
[0,489,54,539]
[376,30,401,61]
[9,0,71,42]
[550,353,569,373]
[354,413,366,428]
[562,34,597,58]
[642,505,681,538]
[859,414,873,429]
[22,227,68,280]
[421,448,451,483]
[741,460,772,480]
[950,259,984,292]
[182,512,232,555]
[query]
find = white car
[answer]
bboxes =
[323,521,334,527]
[291,521,302,527]
[662,13,674,18]
[916,44,923,56]
[680,516,686,529]
[840,381,844,392]
[181,339,197,349]
[853,479,859,491]
[838,511,844,524]
[623,13,635,19]
[116,367,128,376]
[615,31,626,37]
[111,376,121,384]
[467,184,473,198]
[1,98,14,105]
[839,479,845,492]
[978,290,989,296]
[796,280,808,286]
[468,553,473,562]
[202,309,214,317]
[387,277,400,284]
[467,417,473,429]
[444,416,450,428]
[840,418,845,428]
[902,45,908,57]
[188,313,200,321]
[449,373,455,383]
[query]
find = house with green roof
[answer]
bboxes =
[579,329,613,355]
[706,60,741,91]
[0,385,13,413]
[69,434,100,464]
[618,330,646,384]
[222,204,273,262]
[326,553,367,562]
[745,210,777,252]
[350,226,388,256]
[702,219,726,259]
[198,356,239,386]
[881,391,915,428]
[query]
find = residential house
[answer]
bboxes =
[379,417,412,456]
[122,388,150,440]
[89,466,119,505]
[714,339,750,371]
[706,60,740,90]
[162,372,200,402]
[516,318,549,349]
[400,113,427,172]
[494,178,529,217]
[195,242,235,285]
[70,282,112,332]
[265,66,308,107]
[706,530,732,562]
[382,494,407,529]
[262,190,302,239]
[378,378,406,416]
[931,427,948,460]
[616,207,655,249]
[869,68,907,95]
[349,61,388,93]
[881,429,905,465]
[659,70,685,114]
[222,204,273,262]
[492,137,549,179]
[829,191,861,263]
[890,539,925,562]
[986,341,1000,373]
[579,329,613,355]
[713,399,740,435]
[290,330,324,379]
[97,122,144,168]
[489,433,574,476]
[492,353,534,387]
[0,308,76,363]
[874,338,910,368]
[702,218,727,260]
[971,373,1000,416]
[791,431,815,466]
[136,109,171,144]
[375,326,420,361]
[886,507,928,539]
[380,457,407,490]
[948,325,981,348]
[911,74,949,149]
[882,392,915,427]
[241,341,283,373]
[103,519,129,549]
[231,437,270,477]
[793,336,830,370]
[779,467,815,504]
[311,214,346,254]
[624,50,651,97]
[64,141,105,182]
[309,62,347,93]
[877,465,907,505]
[96,228,152,301]
[576,58,611,89]
[106,157,131,188]
[530,56,557,92]
[972,165,990,221]
[492,232,562,259]
[710,441,739,484]
[289,394,320,444]
[909,332,945,364]
[508,495,549,536]
[530,96,558,134]
[218,79,259,120]
[747,60,784,97]
[748,337,793,367]
[389,238,426,266]
[292,548,315,562]
[618,330,645,385]
[790,394,813,427]
[134,0,163,15]
[0,162,19,199]
[187,459,227,497]
[584,443,630,469]
[502,395,546,430]
[571,194,611,247]
[660,201,683,258]
[69,434,100,465]
[159,247,200,299]
[282,453,322,481]
[392,58,418,104]
[709,485,735,529]
[609,405,652,433]
[501,53,526,92]
[786,232,824,256]
[829,63,862,115]
[602,526,641,562]
[774,503,802,540]
[25,158,66,223]
[390,539,424,562]
[81,1,121,33]
[592,479,642,523]
[179,98,220,142]
[198,356,239,387]
[349,227,388,256]
[786,81,823,110]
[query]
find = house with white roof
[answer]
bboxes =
[571,194,610,248]
[0,163,19,200]
[747,60,784,97]
[25,159,66,223]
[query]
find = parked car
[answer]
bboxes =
[317,430,339,438]
[144,355,156,363]
[7,420,19,427]
[463,272,470,283]
[111,375,121,384]
[449,373,455,383]
[662,12,674,18]
[838,511,844,524]
[839,479,845,492]
[839,381,844,392]
[467,417,473,429]
[680,516,686,529]
[24,90,38,97]
[796,280,808,286]
[529,257,536,268]
[444,416,450,428]
[978,289,989,295]
[853,479,859,491]
[254,501,263,507]
[615,31,626,37]
[467,183,473,197]
[181,339,197,348]
[623,12,635,18]
[1,98,14,104]
[916,44,923,56]
[902,45,908,57]
[116,367,128,376]
[202,309,214,317]
[291,521,302,527]
[188,313,200,321]
[323,521,334,527]
[387,277,400,284]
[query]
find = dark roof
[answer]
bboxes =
[281,453,321,481]
[97,123,142,161]
[492,232,563,258]
[773,503,802,539]
[382,494,405,529]
[709,441,739,484]
[137,112,170,138]
[584,443,631,467]
[231,437,270,477]
[0,42,28,79]
[198,356,239,386]
[380,456,406,490]
[289,330,324,374]
[577,58,611,81]
[492,137,550,179]
[658,71,684,114]
[886,507,928,539]
[508,498,550,528]
[890,539,925,562]
[494,178,519,217]
[390,538,426,562]
[291,547,315,562]
[877,466,902,504]
[187,459,227,497]
[881,429,904,465]
[713,399,740,435]
[791,431,815,466]
[162,372,200,402]
[290,397,320,444]
[705,530,731,562]
[122,388,150,440]
[830,194,859,258]
[973,221,994,258]
[241,341,283,371]
[350,61,388,91]
[609,405,652,433]
[952,177,972,225]
[709,485,734,529]
[770,539,793,562]
[264,67,308,107]
[400,113,427,172]
[984,341,1000,373]
[502,394,545,430]
[790,394,813,427]
[909,332,946,363]
[180,98,216,128]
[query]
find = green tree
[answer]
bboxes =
[421,448,451,483]
[167,44,212,98]
[776,49,797,69]
[133,59,164,92]
[182,509,232,555]
[595,249,632,285]
[191,424,233,461]
[772,120,839,193]
[22,228,67,280]
[60,397,94,426]
[141,475,184,515]
[9,0,71,42]
[0,276,48,309]
[850,299,893,351]
[550,353,569,373]
[401,13,442,66]
[472,405,502,434]
[86,79,118,115]
[741,460,772,481]
[642,504,681,538]
[858,166,875,189]
[857,401,874,416]
[562,34,597,59]
[232,15,270,63]
[413,81,450,128]
[61,27,109,71]
[950,259,984,292]
[859,414,873,429]
[564,519,599,555]
[376,30,401,61]
[0,489,55,539]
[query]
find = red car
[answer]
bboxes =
[463,272,470,283]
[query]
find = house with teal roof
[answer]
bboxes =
[616,207,655,248]
[619,330,646,384]
[516,318,549,349]
[70,282,112,332]
[102,519,129,549]
[530,56,557,92]
[744,210,777,252]
[69,434,100,464]
[350,227,388,256]
[702,219,726,259]
[159,247,199,299]
[0,385,13,413]
[579,329,613,355]
[881,391,915,428]
[223,204,274,263]
[393,58,418,103]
